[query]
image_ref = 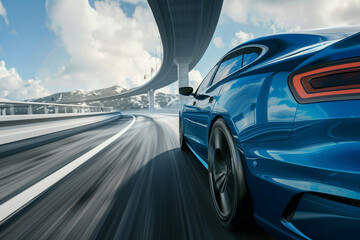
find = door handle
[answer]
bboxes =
[209,96,214,103]
[192,101,196,106]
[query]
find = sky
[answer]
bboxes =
[0,0,359,100]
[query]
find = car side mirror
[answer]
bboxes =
[179,87,194,96]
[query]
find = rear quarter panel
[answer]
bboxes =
[213,63,299,145]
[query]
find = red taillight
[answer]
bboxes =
[289,60,360,103]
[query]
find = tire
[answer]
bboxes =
[179,118,188,151]
[208,118,251,230]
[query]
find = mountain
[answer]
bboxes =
[33,85,180,110]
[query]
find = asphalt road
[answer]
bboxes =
[0,114,276,240]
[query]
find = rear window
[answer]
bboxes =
[211,46,264,85]
[243,47,262,67]
[211,50,242,85]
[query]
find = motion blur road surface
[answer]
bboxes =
[0,114,275,240]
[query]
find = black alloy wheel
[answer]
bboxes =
[208,118,252,230]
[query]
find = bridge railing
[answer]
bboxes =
[0,100,113,116]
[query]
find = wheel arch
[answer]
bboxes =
[208,115,223,140]
[208,113,239,147]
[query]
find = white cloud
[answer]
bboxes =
[189,69,203,90]
[0,61,50,100]
[222,0,360,31]
[213,36,225,48]
[231,31,254,47]
[0,0,9,26]
[45,0,161,91]
[121,0,146,4]
[222,0,249,24]
[157,81,176,95]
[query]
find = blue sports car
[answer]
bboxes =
[179,26,360,239]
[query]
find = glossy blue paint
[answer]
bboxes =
[195,84,222,159]
[182,97,199,148]
[186,142,208,169]
[289,193,360,239]
[180,27,360,239]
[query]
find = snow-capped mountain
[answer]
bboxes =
[33,85,179,110]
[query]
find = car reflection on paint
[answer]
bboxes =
[179,26,360,240]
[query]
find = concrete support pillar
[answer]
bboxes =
[64,107,67,114]
[54,106,59,114]
[44,106,48,114]
[174,58,190,106]
[1,108,6,115]
[28,105,33,115]
[148,89,155,110]
[10,105,14,115]
[73,107,77,113]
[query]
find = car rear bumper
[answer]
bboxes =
[282,193,360,239]
[239,138,360,239]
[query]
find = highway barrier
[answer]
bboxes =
[0,100,112,116]
[0,101,121,158]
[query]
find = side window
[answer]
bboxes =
[243,47,262,67]
[211,49,243,85]
[196,65,217,95]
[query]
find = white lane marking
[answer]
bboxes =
[0,114,120,145]
[0,115,136,224]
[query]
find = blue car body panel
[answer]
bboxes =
[180,27,360,239]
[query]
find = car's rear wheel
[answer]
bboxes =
[208,118,251,230]
[179,119,188,151]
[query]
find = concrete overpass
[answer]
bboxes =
[62,0,223,108]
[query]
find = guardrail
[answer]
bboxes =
[0,100,113,116]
